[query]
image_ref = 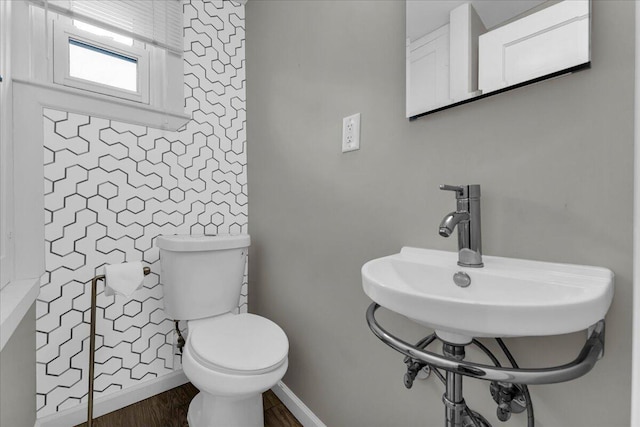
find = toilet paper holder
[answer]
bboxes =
[87,266,150,427]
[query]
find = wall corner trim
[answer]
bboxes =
[632,1,640,425]
[272,381,327,427]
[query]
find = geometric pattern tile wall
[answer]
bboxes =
[37,0,246,417]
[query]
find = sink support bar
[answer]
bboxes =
[366,303,606,385]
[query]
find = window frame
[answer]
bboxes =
[53,21,150,104]
[0,0,14,291]
[0,0,188,351]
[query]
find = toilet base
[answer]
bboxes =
[188,391,264,427]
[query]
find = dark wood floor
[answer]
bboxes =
[75,382,302,427]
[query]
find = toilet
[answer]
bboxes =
[156,234,289,427]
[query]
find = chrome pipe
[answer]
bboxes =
[87,266,150,427]
[442,344,465,427]
[366,303,605,385]
[443,370,465,427]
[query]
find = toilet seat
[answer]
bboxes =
[188,313,289,375]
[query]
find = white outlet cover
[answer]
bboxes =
[342,113,360,153]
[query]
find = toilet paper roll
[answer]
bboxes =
[104,261,145,298]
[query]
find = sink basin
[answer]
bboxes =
[362,247,614,342]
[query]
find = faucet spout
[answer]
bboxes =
[438,211,470,237]
[438,184,483,268]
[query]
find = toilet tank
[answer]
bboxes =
[156,234,250,320]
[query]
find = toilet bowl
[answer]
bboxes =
[156,234,289,427]
[183,313,288,427]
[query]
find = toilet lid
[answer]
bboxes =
[188,314,289,374]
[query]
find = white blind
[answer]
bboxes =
[37,0,183,53]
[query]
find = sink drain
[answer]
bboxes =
[453,271,471,287]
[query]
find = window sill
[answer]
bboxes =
[0,277,39,352]
[13,78,190,131]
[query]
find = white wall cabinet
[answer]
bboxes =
[406,2,486,117]
[406,24,451,117]
[479,0,590,94]
[449,3,485,103]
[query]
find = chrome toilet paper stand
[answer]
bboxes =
[87,266,150,427]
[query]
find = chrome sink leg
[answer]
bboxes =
[442,344,466,427]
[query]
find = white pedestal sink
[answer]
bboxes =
[362,247,614,344]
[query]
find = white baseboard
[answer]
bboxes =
[35,373,321,427]
[271,381,326,427]
[36,370,189,427]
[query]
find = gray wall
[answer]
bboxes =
[246,1,634,426]
[1,304,36,427]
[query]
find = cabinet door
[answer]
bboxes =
[478,0,589,94]
[406,24,451,117]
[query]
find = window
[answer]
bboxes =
[68,39,137,92]
[54,21,149,103]
[35,0,184,111]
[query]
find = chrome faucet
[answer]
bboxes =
[439,184,483,268]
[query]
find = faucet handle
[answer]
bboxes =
[440,184,466,197]
[440,184,481,199]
